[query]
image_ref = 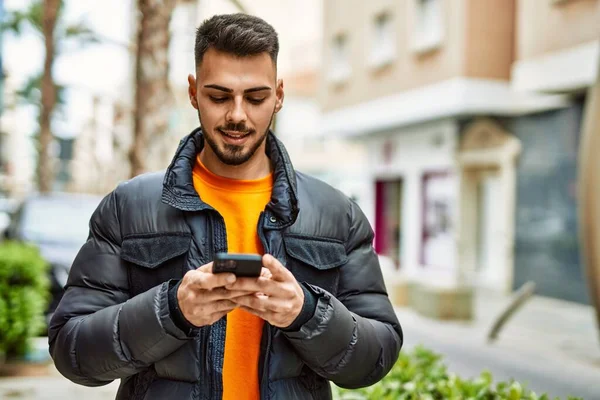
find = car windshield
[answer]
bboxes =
[19,196,101,244]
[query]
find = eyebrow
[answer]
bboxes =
[203,84,272,94]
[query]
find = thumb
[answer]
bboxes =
[262,254,288,281]
[198,262,213,273]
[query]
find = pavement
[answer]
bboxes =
[0,368,119,399]
[0,290,598,399]
[397,289,600,399]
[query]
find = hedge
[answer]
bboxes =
[0,241,50,358]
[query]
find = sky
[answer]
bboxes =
[3,0,134,139]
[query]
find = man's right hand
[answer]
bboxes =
[177,262,249,327]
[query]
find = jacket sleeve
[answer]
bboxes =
[48,188,192,387]
[282,199,403,389]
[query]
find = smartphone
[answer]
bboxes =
[213,253,263,277]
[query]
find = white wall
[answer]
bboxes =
[365,119,459,282]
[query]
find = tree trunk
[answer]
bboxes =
[39,0,60,193]
[578,41,600,343]
[129,0,176,178]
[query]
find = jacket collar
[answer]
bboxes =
[161,127,299,228]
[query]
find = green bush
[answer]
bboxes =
[332,346,583,400]
[0,241,50,358]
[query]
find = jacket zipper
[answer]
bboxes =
[202,327,211,397]
[199,212,228,400]
[260,325,272,400]
[258,212,272,400]
[213,212,228,400]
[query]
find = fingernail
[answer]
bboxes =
[227,275,236,283]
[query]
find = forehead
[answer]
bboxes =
[197,48,276,88]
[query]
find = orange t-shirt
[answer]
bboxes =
[192,156,272,400]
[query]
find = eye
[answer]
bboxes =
[247,97,266,105]
[209,96,228,103]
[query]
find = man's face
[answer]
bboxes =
[188,48,284,166]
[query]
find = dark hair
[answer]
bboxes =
[195,13,279,68]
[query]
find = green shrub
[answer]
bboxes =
[0,241,50,358]
[332,346,583,400]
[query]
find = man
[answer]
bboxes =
[49,13,402,400]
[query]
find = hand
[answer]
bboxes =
[177,262,252,327]
[226,254,304,328]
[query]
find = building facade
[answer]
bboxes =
[320,0,599,303]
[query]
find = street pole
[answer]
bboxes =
[578,39,600,343]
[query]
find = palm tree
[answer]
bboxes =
[129,0,247,178]
[2,0,96,193]
[129,0,177,178]
[39,0,61,194]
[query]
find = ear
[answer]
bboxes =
[188,74,199,110]
[274,79,284,113]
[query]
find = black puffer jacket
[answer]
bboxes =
[48,129,403,400]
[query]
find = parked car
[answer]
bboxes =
[7,192,103,323]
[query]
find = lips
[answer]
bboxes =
[218,129,251,139]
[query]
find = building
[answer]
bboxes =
[320,0,599,306]
[507,0,599,303]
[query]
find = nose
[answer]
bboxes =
[226,97,247,125]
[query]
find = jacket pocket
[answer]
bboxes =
[121,233,191,296]
[283,235,348,296]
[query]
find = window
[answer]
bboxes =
[420,171,456,269]
[375,179,404,268]
[327,33,351,84]
[412,0,443,54]
[369,12,396,68]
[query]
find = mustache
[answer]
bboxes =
[217,122,255,134]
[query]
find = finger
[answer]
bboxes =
[231,293,270,312]
[226,276,274,294]
[211,299,238,313]
[206,288,255,300]
[200,270,237,290]
[198,262,213,272]
[236,294,293,314]
[260,267,272,279]
[185,270,210,288]
[262,254,291,282]
[187,271,236,290]
[209,308,236,324]
[239,306,270,321]
[187,270,231,290]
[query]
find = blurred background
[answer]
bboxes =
[0,0,599,399]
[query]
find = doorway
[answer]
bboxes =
[375,179,404,268]
[457,118,521,293]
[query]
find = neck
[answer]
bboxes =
[199,144,272,180]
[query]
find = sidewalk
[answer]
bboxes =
[0,365,119,399]
[382,260,591,364]
[396,288,600,398]
[478,290,600,367]
[401,288,600,368]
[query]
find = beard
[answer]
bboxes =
[199,110,274,166]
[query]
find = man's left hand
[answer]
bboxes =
[226,254,304,328]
